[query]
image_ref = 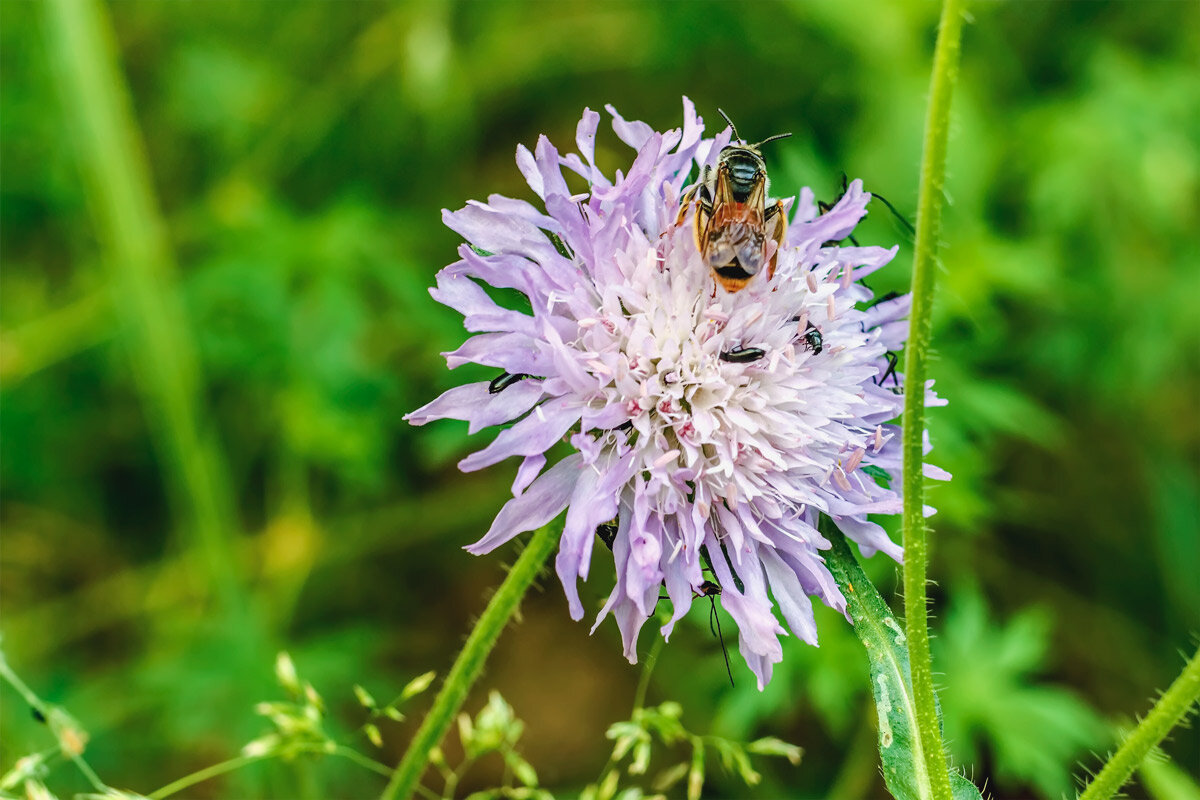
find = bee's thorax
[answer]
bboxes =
[720,148,767,202]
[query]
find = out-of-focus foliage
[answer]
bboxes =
[933,585,1108,798]
[1,1,1197,798]
[583,698,802,800]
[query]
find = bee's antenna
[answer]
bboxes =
[717,108,740,143]
[754,132,793,148]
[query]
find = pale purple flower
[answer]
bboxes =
[406,99,947,689]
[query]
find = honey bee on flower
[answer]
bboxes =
[675,109,791,293]
[406,99,947,689]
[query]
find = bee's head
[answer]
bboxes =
[718,145,767,173]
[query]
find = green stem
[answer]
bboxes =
[145,744,395,799]
[380,525,559,800]
[43,0,244,613]
[1077,644,1200,800]
[633,635,665,712]
[0,649,108,793]
[901,0,967,798]
[331,745,395,779]
[147,754,268,799]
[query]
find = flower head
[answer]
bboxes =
[406,99,946,688]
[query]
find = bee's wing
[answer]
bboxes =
[707,234,739,270]
[734,234,765,276]
[714,164,737,206]
[693,199,712,256]
[745,173,767,210]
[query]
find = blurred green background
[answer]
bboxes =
[2,1,1198,798]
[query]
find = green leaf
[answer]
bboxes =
[1140,751,1200,800]
[400,670,437,701]
[652,762,689,792]
[505,751,540,787]
[630,739,652,775]
[687,742,705,800]
[599,767,620,800]
[746,736,803,765]
[860,464,893,489]
[457,711,476,752]
[274,652,300,694]
[821,517,984,800]
[353,683,376,710]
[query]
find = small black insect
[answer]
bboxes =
[31,707,46,724]
[719,346,767,363]
[697,581,735,687]
[488,372,533,394]
[789,317,824,355]
[595,521,618,550]
[802,323,823,355]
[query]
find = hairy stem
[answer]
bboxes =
[902,0,968,797]
[1077,644,1200,800]
[380,525,559,800]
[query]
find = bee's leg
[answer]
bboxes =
[693,199,713,255]
[765,200,787,279]
[675,166,712,226]
[676,183,699,227]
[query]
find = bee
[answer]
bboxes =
[677,110,791,293]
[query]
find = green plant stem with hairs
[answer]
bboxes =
[1077,644,1200,800]
[901,0,968,797]
[381,524,559,800]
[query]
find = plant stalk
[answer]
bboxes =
[380,525,559,800]
[1077,644,1200,800]
[0,649,108,793]
[43,0,244,613]
[902,0,968,797]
